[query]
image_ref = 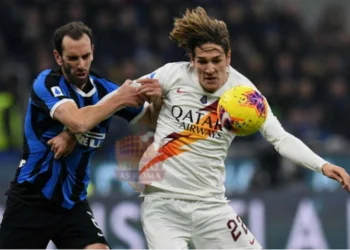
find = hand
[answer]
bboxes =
[116,80,146,108]
[47,130,77,160]
[136,78,162,103]
[322,163,350,192]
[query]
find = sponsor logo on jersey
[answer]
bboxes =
[170,104,223,139]
[75,131,106,148]
[140,101,225,174]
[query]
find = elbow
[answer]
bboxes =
[67,120,89,134]
[272,133,294,152]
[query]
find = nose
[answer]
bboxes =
[205,63,215,74]
[77,58,85,69]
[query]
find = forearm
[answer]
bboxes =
[54,90,127,134]
[273,133,327,173]
[261,113,327,173]
[73,96,125,133]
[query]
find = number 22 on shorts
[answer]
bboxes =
[227,215,255,245]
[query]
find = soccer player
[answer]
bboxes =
[0,21,161,249]
[134,7,350,249]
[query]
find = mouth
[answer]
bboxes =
[204,77,218,84]
[76,71,87,80]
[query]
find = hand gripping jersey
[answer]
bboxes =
[139,62,326,202]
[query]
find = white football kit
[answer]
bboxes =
[138,62,327,249]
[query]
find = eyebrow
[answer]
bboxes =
[67,52,91,58]
[197,55,222,60]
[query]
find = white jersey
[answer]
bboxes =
[139,62,327,202]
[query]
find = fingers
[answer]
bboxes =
[330,168,350,192]
[328,170,342,182]
[53,147,70,160]
[137,80,160,89]
[339,170,350,192]
[54,151,62,160]
[55,146,76,160]
[137,79,161,90]
[343,184,350,192]
[127,100,144,108]
[137,83,162,98]
[130,95,146,107]
[138,88,161,96]
[122,79,133,85]
[136,78,159,84]
[50,143,61,160]
[48,141,65,160]
[48,134,77,160]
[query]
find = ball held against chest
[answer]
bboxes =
[217,85,268,136]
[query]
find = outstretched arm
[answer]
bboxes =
[261,108,350,192]
[48,78,162,158]
[53,80,144,134]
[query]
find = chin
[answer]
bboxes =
[75,78,88,86]
[202,83,219,93]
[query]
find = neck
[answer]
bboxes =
[77,81,87,90]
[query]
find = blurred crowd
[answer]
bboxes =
[1,0,350,153]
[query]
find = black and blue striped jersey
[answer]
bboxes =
[7,68,144,209]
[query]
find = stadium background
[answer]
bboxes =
[1,0,350,248]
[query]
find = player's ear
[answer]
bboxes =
[91,44,94,61]
[53,50,63,66]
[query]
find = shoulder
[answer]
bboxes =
[152,62,191,84]
[89,70,119,92]
[229,66,256,88]
[163,61,190,73]
[152,61,190,76]
[32,69,60,90]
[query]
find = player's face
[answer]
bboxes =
[191,43,231,93]
[53,34,94,88]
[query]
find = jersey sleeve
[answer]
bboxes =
[259,106,326,173]
[31,70,75,118]
[234,69,327,172]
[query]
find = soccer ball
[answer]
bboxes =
[217,85,268,136]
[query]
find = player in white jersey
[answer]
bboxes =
[135,7,350,249]
[49,6,350,250]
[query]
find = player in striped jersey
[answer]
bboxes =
[0,21,161,249]
[135,7,350,249]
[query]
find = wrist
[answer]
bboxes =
[112,92,127,110]
[321,162,330,175]
[101,90,126,111]
[64,127,75,136]
[62,128,76,141]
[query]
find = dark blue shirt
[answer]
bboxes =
[7,68,143,209]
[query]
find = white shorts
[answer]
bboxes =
[141,196,262,249]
